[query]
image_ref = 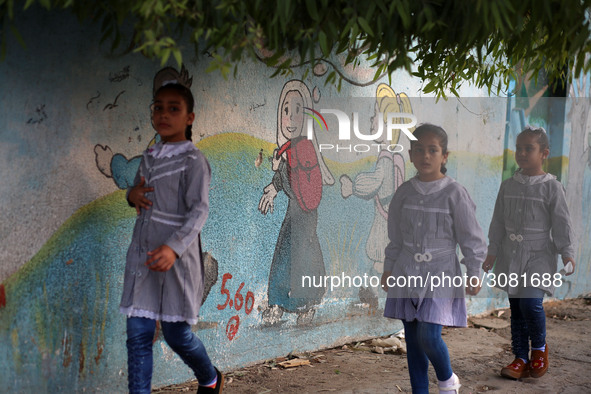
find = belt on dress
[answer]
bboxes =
[403,246,456,263]
[505,230,550,242]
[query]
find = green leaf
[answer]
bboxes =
[100,26,113,45]
[9,24,25,47]
[306,0,320,22]
[490,2,502,28]
[110,30,121,51]
[160,47,172,65]
[395,0,410,29]
[422,78,438,94]
[357,17,374,37]
[173,48,183,66]
[318,30,329,56]
[0,32,7,61]
[7,0,14,18]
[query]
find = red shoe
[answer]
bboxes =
[530,344,549,378]
[501,358,530,379]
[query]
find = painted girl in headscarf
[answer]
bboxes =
[340,84,412,274]
[259,80,334,324]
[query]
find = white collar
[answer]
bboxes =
[410,175,455,195]
[512,169,555,185]
[146,140,195,159]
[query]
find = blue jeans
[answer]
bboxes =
[402,320,453,394]
[509,287,546,361]
[126,317,216,394]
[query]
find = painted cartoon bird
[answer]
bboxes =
[255,149,264,168]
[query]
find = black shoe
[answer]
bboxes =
[197,367,224,393]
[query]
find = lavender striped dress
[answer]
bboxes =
[383,176,487,327]
[488,170,574,296]
[120,140,210,325]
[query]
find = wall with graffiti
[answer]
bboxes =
[1,9,590,392]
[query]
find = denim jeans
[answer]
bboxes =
[509,287,546,361]
[126,317,217,394]
[402,320,453,394]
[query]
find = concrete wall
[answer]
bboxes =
[1,8,589,392]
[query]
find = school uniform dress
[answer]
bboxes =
[120,140,211,325]
[488,170,575,296]
[384,176,487,327]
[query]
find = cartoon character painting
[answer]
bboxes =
[94,66,193,189]
[340,84,412,277]
[259,80,334,325]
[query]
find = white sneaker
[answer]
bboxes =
[438,373,461,393]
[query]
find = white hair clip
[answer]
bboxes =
[523,125,547,134]
[161,79,178,86]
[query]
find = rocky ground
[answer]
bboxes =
[154,296,591,393]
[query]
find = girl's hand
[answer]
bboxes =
[562,257,576,276]
[380,271,392,293]
[465,276,482,296]
[145,245,178,272]
[259,183,278,215]
[128,177,154,215]
[482,255,496,272]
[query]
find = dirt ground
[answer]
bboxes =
[154,296,591,393]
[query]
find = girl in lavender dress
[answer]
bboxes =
[122,83,222,393]
[381,124,487,393]
[483,126,576,380]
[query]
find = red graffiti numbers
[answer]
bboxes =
[234,282,244,311]
[226,315,240,341]
[216,272,255,340]
[235,283,255,314]
[216,273,233,310]
[245,289,254,315]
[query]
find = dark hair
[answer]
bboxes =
[410,123,449,174]
[517,126,549,151]
[153,83,195,141]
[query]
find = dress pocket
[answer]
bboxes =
[435,212,452,239]
[503,197,518,226]
[527,199,549,229]
[401,205,418,233]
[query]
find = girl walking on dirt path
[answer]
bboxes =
[381,124,487,394]
[483,126,576,380]
[121,82,223,394]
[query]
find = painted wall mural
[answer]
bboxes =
[94,66,194,190]
[259,80,334,326]
[337,84,412,311]
[340,85,412,274]
[1,9,591,393]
